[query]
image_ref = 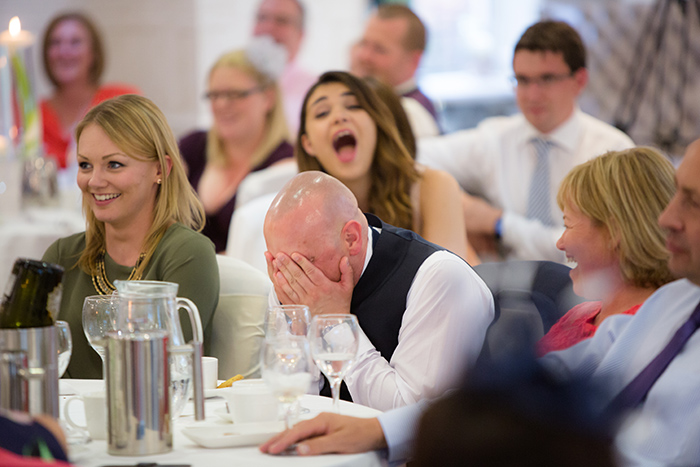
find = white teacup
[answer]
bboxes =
[221,379,278,424]
[201,356,218,390]
[64,391,107,440]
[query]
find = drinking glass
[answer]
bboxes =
[55,320,72,377]
[55,322,90,445]
[264,304,310,338]
[309,314,360,413]
[261,336,313,429]
[82,294,118,375]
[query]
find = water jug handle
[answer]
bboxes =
[175,298,203,343]
[191,340,205,421]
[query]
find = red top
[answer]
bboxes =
[536,301,642,356]
[40,84,140,168]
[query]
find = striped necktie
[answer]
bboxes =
[527,138,553,226]
[606,299,700,413]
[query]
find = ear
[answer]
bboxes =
[572,67,588,96]
[407,50,422,73]
[158,155,173,179]
[300,133,316,157]
[341,220,363,256]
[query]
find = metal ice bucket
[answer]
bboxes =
[0,326,58,416]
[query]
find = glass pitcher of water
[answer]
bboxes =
[113,280,204,420]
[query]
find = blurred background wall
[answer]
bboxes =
[3,0,697,158]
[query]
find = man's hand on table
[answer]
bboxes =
[259,413,386,456]
[265,251,354,316]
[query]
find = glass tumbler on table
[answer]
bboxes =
[309,314,360,413]
[261,335,313,429]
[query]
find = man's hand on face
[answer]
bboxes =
[265,251,354,316]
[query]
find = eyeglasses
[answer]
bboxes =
[510,73,574,89]
[204,87,264,102]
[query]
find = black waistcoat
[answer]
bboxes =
[321,213,444,400]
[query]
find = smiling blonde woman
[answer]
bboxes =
[43,94,219,379]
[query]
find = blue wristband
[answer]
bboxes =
[494,217,503,238]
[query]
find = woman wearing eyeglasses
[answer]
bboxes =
[179,39,293,253]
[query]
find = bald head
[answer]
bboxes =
[267,171,361,227]
[264,171,368,284]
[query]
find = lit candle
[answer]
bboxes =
[0,17,35,50]
[0,16,40,160]
[0,50,12,159]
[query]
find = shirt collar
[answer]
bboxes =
[394,77,418,96]
[360,225,376,278]
[523,106,582,153]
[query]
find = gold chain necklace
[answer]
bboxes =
[91,250,146,295]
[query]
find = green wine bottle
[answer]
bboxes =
[0,258,64,328]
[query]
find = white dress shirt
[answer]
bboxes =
[270,226,494,412]
[540,279,700,466]
[417,108,634,262]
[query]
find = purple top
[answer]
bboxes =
[179,131,293,252]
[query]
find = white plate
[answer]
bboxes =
[181,421,284,448]
[205,387,227,399]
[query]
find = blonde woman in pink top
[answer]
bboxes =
[536,147,676,356]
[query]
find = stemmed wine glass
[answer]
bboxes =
[264,304,311,338]
[82,294,119,376]
[55,320,72,377]
[308,314,360,413]
[261,335,313,429]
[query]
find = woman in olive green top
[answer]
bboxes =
[43,95,219,379]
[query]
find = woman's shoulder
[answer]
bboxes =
[43,232,86,266]
[416,165,461,198]
[179,131,208,158]
[160,223,216,253]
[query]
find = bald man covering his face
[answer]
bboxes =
[263,172,494,411]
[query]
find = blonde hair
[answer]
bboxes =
[296,71,419,230]
[75,94,205,277]
[557,147,676,288]
[206,50,289,168]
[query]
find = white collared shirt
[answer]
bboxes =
[417,108,634,262]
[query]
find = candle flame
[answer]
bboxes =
[9,17,21,37]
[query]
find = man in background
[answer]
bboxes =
[418,20,634,262]
[253,0,316,134]
[351,4,440,137]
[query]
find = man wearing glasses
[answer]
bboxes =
[252,0,316,135]
[418,20,634,263]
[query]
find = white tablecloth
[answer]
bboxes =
[60,379,384,467]
[0,207,84,288]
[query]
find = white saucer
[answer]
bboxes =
[188,387,227,400]
[214,407,233,423]
[181,421,284,448]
